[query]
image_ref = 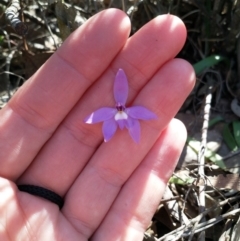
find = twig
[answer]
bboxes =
[222,148,240,160]
[121,0,125,12]
[163,186,190,227]
[181,186,192,226]
[5,0,28,36]
[5,49,16,99]
[184,208,240,236]
[127,0,138,22]
[181,9,200,20]
[0,71,26,81]
[1,29,15,100]
[19,0,28,50]
[196,79,213,241]
[144,232,158,241]
[161,195,181,203]
[35,0,58,49]
[157,195,240,241]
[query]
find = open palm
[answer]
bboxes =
[0,9,195,241]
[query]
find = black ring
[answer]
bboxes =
[18,185,64,209]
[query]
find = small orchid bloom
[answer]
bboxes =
[84,69,157,143]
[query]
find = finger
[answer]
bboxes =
[0,177,84,240]
[62,59,195,238]
[92,119,187,241]
[0,9,130,180]
[18,15,187,197]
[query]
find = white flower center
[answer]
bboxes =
[114,111,128,121]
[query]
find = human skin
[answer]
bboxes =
[0,9,195,241]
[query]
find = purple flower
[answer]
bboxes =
[84,69,157,143]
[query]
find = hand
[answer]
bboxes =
[0,9,195,241]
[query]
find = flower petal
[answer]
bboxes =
[126,106,157,120]
[102,118,118,142]
[126,117,140,143]
[85,107,116,124]
[117,119,128,130]
[114,69,128,105]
